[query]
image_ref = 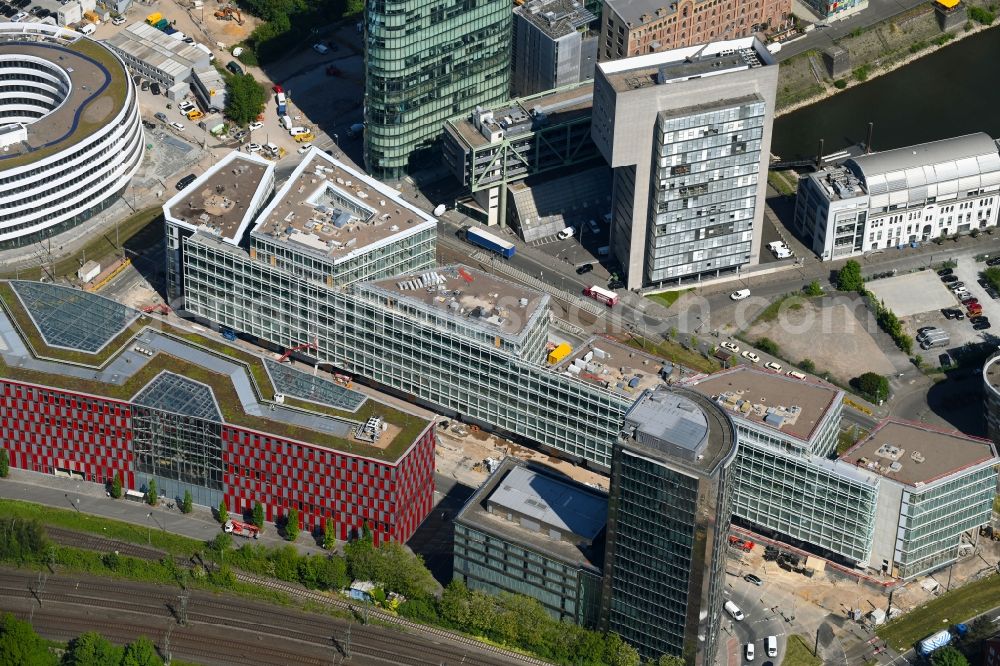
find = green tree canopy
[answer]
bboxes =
[323,518,336,550]
[181,490,193,514]
[225,74,267,126]
[931,646,970,666]
[284,507,299,542]
[110,474,122,499]
[121,636,162,666]
[0,612,55,665]
[218,501,228,524]
[0,447,8,478]
[855,372,890,402]
[252,501,265,530]
[804,280,824,297]
[146,479,157,506]
[837,259,864,292]
[62,631,122,666]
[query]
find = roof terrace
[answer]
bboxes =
[251,149,436,263]
[554,337,679,398]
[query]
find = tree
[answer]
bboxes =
[225,74,267,126]
[218,500,228,524]
[121,636,162,666]
[252,501,265,530]
[323,518,336,550]
[63,631,123,666]
[837,259,864,292]
[800,358,816,373]
[655,656,685,666]
[756,337,780,355]
[284,507,299,541]
[0,447,8,478]
[603,632,641,666]
[0,612,55,665]
[804,280,824,297]
[931,646,969,666]
[110,474,122,499]
[146,479,157,506]
[855,372,890,402]
[181,490,193,514]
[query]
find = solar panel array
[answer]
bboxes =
[265,359,367,413]
[10,280,138,353]
[133,372,223,421]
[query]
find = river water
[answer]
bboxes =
[771,28,1000,160]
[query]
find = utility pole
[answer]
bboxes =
[814,626,821,657]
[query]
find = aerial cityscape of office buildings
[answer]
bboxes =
[1,5,999,664]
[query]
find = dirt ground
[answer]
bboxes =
[745,298,896,382]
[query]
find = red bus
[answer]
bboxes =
[584,285,619,306]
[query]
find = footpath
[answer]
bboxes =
[0,468,325,556]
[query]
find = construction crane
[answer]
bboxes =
[278,341,317,363]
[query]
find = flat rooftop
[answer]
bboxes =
[251,148,436,263]
[447,82,593,149]
[841,421,997,487]
[605,0,678,25]
[0,280,430,463]
[517,0,597,39]
[598,37,773,93]
[620,387,735,475]
[363,264,548,338]
[105,22,207,79]
[0,27,128,167]
[456,458,607,571]
[555,336,680,398]
[807,164,868,202]
[163,152,273,243]
[685,366,841,444]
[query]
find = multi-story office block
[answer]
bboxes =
[591,38,778,289]
[0,24,144,250]
[841,421,999,579]
[105,21,210,95]
[599,0,791,61]
[601,387,737,662]
[685,367,879,566]
[513,0,599,98]
[453,458,607,627]
[794,133,1000,261]
[0,281,435,545]
[442,83,599,227]
[163,151,275,305]
[363,0,512,180]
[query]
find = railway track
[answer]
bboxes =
[0,568,531,666]
[45,526,167,561]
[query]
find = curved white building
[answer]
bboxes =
[0,23,143,250]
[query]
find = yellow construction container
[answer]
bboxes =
[547,343,572,365]
[294,132,315,143]
[84,10,99,22]
[146,12,162,24]
[936,0,960,8]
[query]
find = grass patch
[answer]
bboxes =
[767,170,797,197]
[624,337,720,374]
[646,288,693,308]
[753,293,806,324]
[877,574,1000,650]
[783,634,822,665]
[0,208,163,282]
[836,426,868,455]
[0,499,203,557]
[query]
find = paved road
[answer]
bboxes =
[0,568,517,666]
[776,0,931,61]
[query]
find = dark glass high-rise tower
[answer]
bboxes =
[363,0,512,180]
[600,387,738,664]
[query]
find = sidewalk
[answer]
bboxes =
[0,468,326,556]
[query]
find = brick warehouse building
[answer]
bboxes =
[0,280,434,544]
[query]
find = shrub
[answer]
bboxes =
[804,280,824,297]
[181,490,193,514]
[236,47,259,67]
[833,78,848,89]
[836,260,864,292]
[110,473,122,499]
[146,479,157,506]
[218,501,228,524]
[0,448,8,478]
[800,359,817,373]
[756,337,780,356]
[284,508,299,542]
[969,5,995,24]
[853,64,871,82]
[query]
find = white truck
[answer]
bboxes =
[280,115,293,130]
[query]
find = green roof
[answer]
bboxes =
[0,282,429,463]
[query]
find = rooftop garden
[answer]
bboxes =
[0,283,429,463]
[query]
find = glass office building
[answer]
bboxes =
[363,0,513,180]
[601,388,737,663]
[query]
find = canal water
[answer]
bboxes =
[771,28,1000,160]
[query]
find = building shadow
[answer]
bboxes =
[407,478,476,585]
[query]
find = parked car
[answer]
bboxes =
[986,256,1000,266]
[226,60,244,76]
[741,351,760,364]
[246,143,261,153]
[248,121,263,131]
[150,82,161,96]
[942,308,963,319]
[988,288,1000,300]
[941,274,959,283]
[939,353,953,368]
[764,361,782,372]
[576,263,594,275]
[608,278,625,290]
[175,173,197,190]
[730,288,751,300]
[917,326,937,335]
[312,43,329,54]
[766,636,778,658]
[272,84,283,93]
[557,226,575,240]
[962,298,980,307]
[974,320,993,330]
[744,573,763,586]
[746,642,755,662]
[154,112,167,122]
[937,268,954,276]
[720,341,740,354]
[970,316,988,325]
[296,143,312,154]
[950,282,966,291]
[140,80,149,91]
[169,121,185,131]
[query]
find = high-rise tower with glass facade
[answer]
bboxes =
[601,387,738,663]
[363,0,513,180]
[591,37,778,290]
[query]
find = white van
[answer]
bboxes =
[766,636,777,657]
[746,642,755,661]
[280,115,293,130]
[724,600,744,621]
[276,92,287,105]
[557,226,575,240]
[786,370,806,380]
[288,126,309,136]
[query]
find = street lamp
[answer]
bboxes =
[146,512,152,545]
